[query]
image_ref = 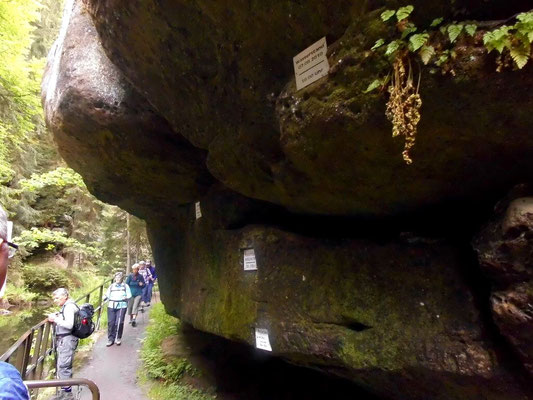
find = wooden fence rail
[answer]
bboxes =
[0,278,112,381]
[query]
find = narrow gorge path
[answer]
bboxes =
[76,308,151,400]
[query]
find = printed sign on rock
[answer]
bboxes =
[255,328,272,351]
[293,37,329,91]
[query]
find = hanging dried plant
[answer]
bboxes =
[385,56,422,164]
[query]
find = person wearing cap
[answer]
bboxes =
[0,204,30,400]
[48,288,78,399]
[104,272,131,346]
[125,264,145,326]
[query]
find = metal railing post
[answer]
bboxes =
[97,284,104,327]
[25,378,100,400]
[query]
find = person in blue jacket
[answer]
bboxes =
[125,264,144,327]
[0,204,29,399]
[0,361,30,400]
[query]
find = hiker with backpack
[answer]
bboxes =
[126,263,145,327]
[48,288,79,400]
[104,272,131,346]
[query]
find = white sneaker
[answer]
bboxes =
[116,339,121,345]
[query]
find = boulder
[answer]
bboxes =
[79,0,533,218]
[42,0,213,218]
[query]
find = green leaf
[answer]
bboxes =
[371,39,385,50]
[439,26,447,35]
[430,17,444,27]
[401,23,418,39]
[419,45,435,64]
[385,40,401,56]
[363,79,382,93]
[447,24,464,43]
[409,33,429,51]
[381,10,395,22]
[483,26,511,53]
[396,5,414,22]
[465,24,477,36]
[516,11,533,24]
[510,45,530,69]
[435,53,449,66]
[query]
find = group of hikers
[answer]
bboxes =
[45,260,157,399]
[105,260,157,345]
[0,200,159,399]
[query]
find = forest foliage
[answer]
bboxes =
[0,0,150,301]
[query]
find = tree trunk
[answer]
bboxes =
[67,253,75,269]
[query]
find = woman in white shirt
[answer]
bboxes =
[104,272,131,346]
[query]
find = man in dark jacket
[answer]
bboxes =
[125,264,145,326]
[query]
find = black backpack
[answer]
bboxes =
[71,303,95,339]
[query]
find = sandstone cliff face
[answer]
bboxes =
[43,0,533,398]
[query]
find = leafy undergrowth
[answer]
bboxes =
[140,303,216,400]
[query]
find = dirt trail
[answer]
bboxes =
[76,308,151,400]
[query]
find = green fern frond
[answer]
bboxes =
[465,24,477,37]
[381,10,395,22]
[510,44,530,69]
[371,39,385,50]
[409,33,429,51]
[447,24,464,43]
[396,5,414,22]
[419,45,435,64]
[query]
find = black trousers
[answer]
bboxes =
[107,307,127,341]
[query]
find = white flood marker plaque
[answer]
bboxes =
[293,37,329,91]
[255,328,272,351]
[195,202,202,219]
[243,248,257,271]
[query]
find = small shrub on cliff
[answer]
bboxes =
[22,265,69,292]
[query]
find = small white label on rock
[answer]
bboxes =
[293,37,329,91]
[243,248,257,271]
[255,328,272,351]
[7,221,12,241]
[195,202,202,219]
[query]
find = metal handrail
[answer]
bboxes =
[25,378,100,400]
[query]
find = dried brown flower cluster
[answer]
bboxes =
[385,56,422,164]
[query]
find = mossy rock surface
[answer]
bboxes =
[42,1,213,218]
[147,197,529,399]
[72,0,533,218]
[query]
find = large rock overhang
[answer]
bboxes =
[42,1,533,399]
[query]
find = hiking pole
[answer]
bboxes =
[115,307,122,344]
